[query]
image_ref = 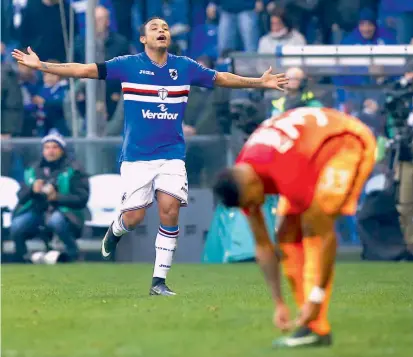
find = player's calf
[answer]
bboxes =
[150,192,181,295]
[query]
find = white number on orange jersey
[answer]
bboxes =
[318,167,351,194]
[246,128,294,154]
[253,108,329,153]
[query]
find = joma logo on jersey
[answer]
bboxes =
[142,104,178,120]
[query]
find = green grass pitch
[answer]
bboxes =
[2,262,412,357]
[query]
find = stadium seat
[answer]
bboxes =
[0,176,20,229]
[85,174,122,228]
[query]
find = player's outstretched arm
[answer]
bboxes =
[12,47,98,79]
[215,66,288,91]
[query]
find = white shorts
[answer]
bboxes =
[119,159,188,212]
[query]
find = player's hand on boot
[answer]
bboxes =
[274,302,291,332]
[260,66,289,91]
[295,301,321,327]
[12,47,41,70]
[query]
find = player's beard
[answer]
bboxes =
[156,44,168,52]
[147,41,169,53]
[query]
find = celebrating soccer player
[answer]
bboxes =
[213,107,376,347]
[12,17,288,296]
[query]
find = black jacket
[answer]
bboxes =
[1,63,24,136]
[19,0,78,62]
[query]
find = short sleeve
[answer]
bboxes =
[105,55,129,81]
[187,58,217,88]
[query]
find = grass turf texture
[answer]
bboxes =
[2,262,412,357]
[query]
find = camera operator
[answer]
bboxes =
[270,67,323,116]
[384,66,413,250]
[10,133,89,263]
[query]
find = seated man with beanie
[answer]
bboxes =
[10,133,89,263]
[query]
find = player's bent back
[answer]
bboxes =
[237,107,377,215]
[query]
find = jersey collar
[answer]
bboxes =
[143,51,169,68]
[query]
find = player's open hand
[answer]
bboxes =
[273,302,292,332]
[295,301,321,327]
[260,66,289,91]
[12,47,41,70]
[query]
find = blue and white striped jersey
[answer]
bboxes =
[103,52,217,162]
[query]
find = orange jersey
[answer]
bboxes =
[236,107,376,214]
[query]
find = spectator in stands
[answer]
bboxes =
[1,44,24,138]
[316,0,380,44]
[74,5,129,135]
[183,56,231,185]
[1,0,15,46]
[17,61,42,137]
[380,0,413,44]
[67,0,117,37]
[1,42,25,182]
[342,8,397,45]
[19,0,78,63]
[74,5,128,64]
[266,0,319,43]
[33,60,70,136]
[334,8,397,106]
[258,8,306,54]
[358,99,386,138]
[206,0,264,54]
[10,133,89,263]
[270,67,322,115]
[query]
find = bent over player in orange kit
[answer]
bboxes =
[213,107,376,348]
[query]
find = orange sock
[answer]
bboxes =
[303,236,334,336]
[279,242,305,308]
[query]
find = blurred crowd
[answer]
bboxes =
[1,0,413,140]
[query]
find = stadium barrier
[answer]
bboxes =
[1,136,230,262]
[230,45,413,77]
[1,135,233,180]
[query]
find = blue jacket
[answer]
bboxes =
[20,77,42,114]
[36,80,69,134]
[381,0,413,13]
[342,27,397,45]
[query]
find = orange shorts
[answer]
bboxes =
[278,132,376,217]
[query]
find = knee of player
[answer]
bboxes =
[158,203,180,222]
[122,210,145,229]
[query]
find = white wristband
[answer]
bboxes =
[309,286,326,304]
